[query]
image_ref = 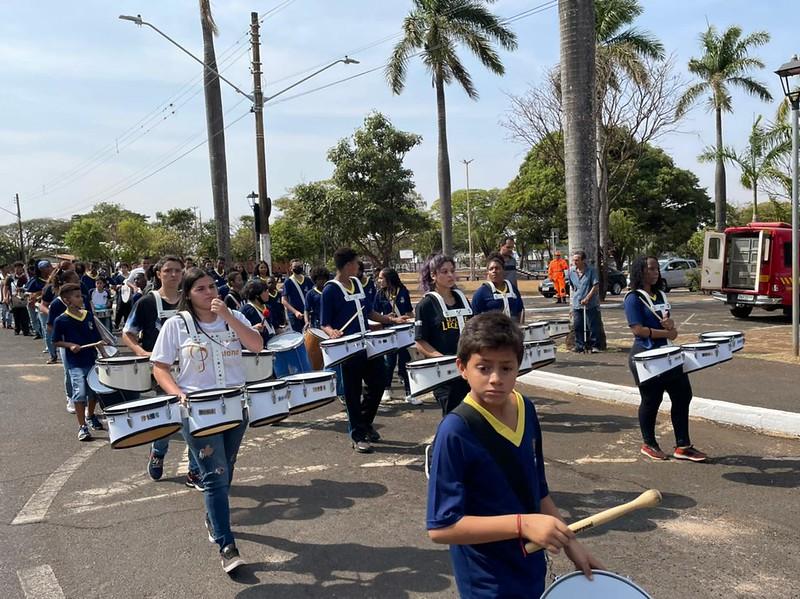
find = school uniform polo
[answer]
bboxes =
[623,290,669,353]
[265,291,286,327]
[320,279,374,336]
[471,281,524,319]
[427,392,549,598]
[24,277,47,294]
[283,275,313,313]
[414,293,470,356]
[305,287,324,328]
[52,310,101,369]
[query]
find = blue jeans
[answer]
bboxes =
[60,348,74,401]
[0,302,10,327]
[573,306,600,350]
[67,364,96,405]
[182,417,247,550]
[28,304,43,337]
[384,348,411,396]
[151,432,200,474]
[39,313,55,359]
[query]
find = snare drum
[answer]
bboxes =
[364,329,397,359]
[304,328,328,371]
[96,356,152,392]
[519,340,556,375]
[681,341,729,373]
[523,321,549,343]
[186,388,245,437]
[284,371,337,414]
[268,331,312,376]
[89,366,132,411]
[245,380,290,427]
[389,323,415,349]
[546,319,571,338]
[105,395,182,449]
[541,570,652,598]
[94,308,112,319]
[632,346,684,384]
[699,330,744,353]
[241,349,274,382]
[407,356,459,397]
[320,333,367,367]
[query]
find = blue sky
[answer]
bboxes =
[1,0,797,228]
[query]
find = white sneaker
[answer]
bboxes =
[66,401,76,414]
[404,394,423,406]
[381,390,392,401]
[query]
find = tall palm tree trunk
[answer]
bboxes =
[200,4,231,260]
[596,114,610,298]
[559,0,598,263]
[435,72,453,256]
[714,106,726,231]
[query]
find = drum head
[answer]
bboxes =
[267,332,305,351]
[389,323,413,331]
[88,366,117,395]
[187,388,243,401]
[308,327,330,340]
[635,346,681,359]
[408,356,456,368]
[247,380,288,392]
[105,395,178,414]
[120,285,131,302]
[365,330,393,338]
[284,372,335,384]
[320,333,363,347]
[681,342,717,350]
[542,570,652,598]
[97,355,148,365]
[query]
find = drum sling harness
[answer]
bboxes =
[287,275,307,310]
[327,278,368,335]
[426,289,473,331]
[247,301,275,336]
[151,290,179,321]
[483,281,518,318]
[179,311,239,388]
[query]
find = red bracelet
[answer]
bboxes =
[516,514,528,556]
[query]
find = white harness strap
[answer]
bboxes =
[426,289,473,331]
[248,302,275,336]
[484,281,517,317]
[288,275,306,310]
[179,311,239,388]
[151,290,179,321]
[635,289,670,319]
[226,293,242,310]
[328,277,367,334]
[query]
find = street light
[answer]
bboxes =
[462,159,475,281]
[775,55,800,358]
[246,191,260,263]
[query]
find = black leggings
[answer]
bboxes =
[11,306,30,335]
[341,351,387,442]
[628,351,693,448]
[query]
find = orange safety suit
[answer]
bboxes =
[548,257,569,300]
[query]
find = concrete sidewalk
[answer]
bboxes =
[521,348,800,438]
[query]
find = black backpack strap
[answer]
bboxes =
[451,401,538,512]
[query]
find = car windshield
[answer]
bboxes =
[658,260,668,269]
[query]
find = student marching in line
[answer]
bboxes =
[282,259,313,333]
[303,266,330,370]
[375,267,416,403]
[224,271,245,312]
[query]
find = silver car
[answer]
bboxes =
[658,258,698,291]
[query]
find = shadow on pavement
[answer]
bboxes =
[231,532,453,597]
[230,479,387,527]
[715,454,800,488]
[538,411,638,434]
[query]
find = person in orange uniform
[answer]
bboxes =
[547,251,569,304]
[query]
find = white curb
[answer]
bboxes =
[519,370,800,439]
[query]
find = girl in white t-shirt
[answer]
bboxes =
[150,268,263,574]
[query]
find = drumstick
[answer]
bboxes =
[79,341,105,349]
[524,489,662,553]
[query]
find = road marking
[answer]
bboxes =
[16,565,65,599]
[67,488,191,515]
[681,313,696,326]
[12,443,105,525]
[360,457,421,468]
[573,457,638,464]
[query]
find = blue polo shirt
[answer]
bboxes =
[471,281,524,319]
[52,310,101,368]
[374,286,413,316]
[24,277,48,294]
[305,287,324,328]
[321,278,374,336]
[623,290,669,352]
[282,275,314,312]
[427,392,549,598]
[265,291,285,327]
[567,266,600,309]
[361,277,377,308]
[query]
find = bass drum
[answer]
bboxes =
[541,570,652,598]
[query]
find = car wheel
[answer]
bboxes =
[730,306,753,319]
[611,282,622,295]
[542,292,554,298]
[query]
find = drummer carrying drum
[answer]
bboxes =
[624,256,707,462]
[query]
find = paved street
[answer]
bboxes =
[2,325,799,599]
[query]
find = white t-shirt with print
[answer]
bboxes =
[150,311,254,394]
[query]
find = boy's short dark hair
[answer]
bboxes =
[310,265,330,283]
[226,271,242,285]
[457,312,524,365]
[59,283,82,299]
[333,247,358,271]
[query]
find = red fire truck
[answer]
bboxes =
[701,222,796,318]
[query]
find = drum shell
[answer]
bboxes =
[96,357,153,392]
[284,372,337,414]
[89,366,133,411]
[364,330,398,359]
[546,319,570,338]
[320,334,366,368]
[523,322,549,343]
[246,381,290,427]
[407,356,460,397]
[699,330,744,353]
[519,341,556,375]
[633,347,684,384]
[105,396,182,450]
[389,324,415,349]
[241,350,274,383]
[186,389,245,437]
[304,330,324,371]
[681,342,728,373]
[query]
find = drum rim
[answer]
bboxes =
[365,330,395,338]
[407,356,457,369]
[283,371,336,383]
[681,342,719,350]
[525,322,547,329]
[287,396,336,414]
[249,412,290,427]
[187,387,244,401]
[519,357,556,375]
[634,346,682,360]
[241,349,275,356]
[684,354,732,372]
[546,319,570,325]
[246,380,288,391]
[525,340,556,347]
[97,356,151,365]
[105,395,178,414]
[110,423,183,449]
[189,419,244,437]
[320,333,365,346]
[700,330,743,339]
[388,323,413,330]
[542,569,652,598]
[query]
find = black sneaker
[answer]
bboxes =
[352,439,372,454]
[220,544,245,573]
[147,452,164,481]
[87,415,104,430]
[366,427,381,442]
[185,471,205,491]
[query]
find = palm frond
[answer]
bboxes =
[676,81,710,116]
[727,76,773,103]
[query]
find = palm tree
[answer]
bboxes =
[387,0,517,256]
[676,25,772,231]
[559,0,597,261]
[199,0,231,260]
[699,115,790,221]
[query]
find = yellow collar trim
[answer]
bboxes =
[268,291,278,299]
[291,274,305,285]
[313,287,323,295]
[463,390,525,447]
[65,309,88,322]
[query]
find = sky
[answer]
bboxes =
[1,0,798,229]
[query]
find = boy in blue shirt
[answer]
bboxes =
[427,311,603,598]
[52,283,106,441]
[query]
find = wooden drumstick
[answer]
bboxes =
[524,489,662,553]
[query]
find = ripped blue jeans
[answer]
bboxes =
[181,416,247,550]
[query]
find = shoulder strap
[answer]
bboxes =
[451,401,538,512]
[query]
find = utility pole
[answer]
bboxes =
[15,193,24,261]
[250,12,271,275]
[462,160,475,281]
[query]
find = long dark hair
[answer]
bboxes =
[178,267,214,318]
[629,255,659,291]
[243,279,267,302]
[420,254,455,293]
[379,267,404,294]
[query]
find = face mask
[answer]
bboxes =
[292,266,303,275]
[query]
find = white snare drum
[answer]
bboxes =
[105,396,182,449]
[308,327,330,340]
[283,371,337,414]
[364,329,397,359]
[96,356,152,392]
[541,570,652,598]
[407,356,459,397]
[632,346,684,383]
[320,333,366,367]
[245,380,290,427]
[546,319,571,338]
[523,321,549,343]
[389,323,415,349]
[681,342,729,373]
[94,308,112,319]
[186,388,245,437]
[89,366,131,411]
[241,349,275,383]
[267,331,305,352]
[519,340,556,375]
[700,330,744,353]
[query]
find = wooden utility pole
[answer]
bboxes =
[250,12,271,274]
[15,193,24,261]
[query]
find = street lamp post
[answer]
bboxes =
[462,159,474,281]
[246,191,260,262]
[775,55,800,358]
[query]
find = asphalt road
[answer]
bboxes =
[2,322,799,599]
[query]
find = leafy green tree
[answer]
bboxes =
[155,208,197,236]
[387,0,517,256]
[195,221,218,261]
[676,25,772,230]
[608,209,638,268]
[64,218,109,262]
[0,218,70,263]
[442,188,507,258]
[117,218,154,263]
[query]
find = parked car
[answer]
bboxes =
[538,268,627,297]
[658,258,698,291]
